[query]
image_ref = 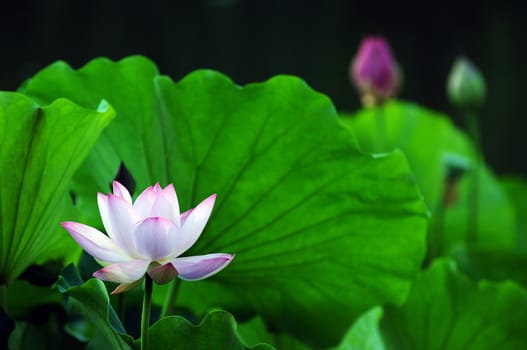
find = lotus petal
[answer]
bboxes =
[93,259,150,284]
[61,222,129,263]
[171,253,234,281]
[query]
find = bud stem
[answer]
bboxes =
[160,278,181,318]
[425,184,448,266]
[141,275,153,350]
[463,110,481,246]
[374,105,387,153]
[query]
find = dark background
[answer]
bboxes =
[2,0,525,175]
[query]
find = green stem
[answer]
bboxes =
[117,292,126,325]
[463,110,481,246]
[141,276,153,350]
[424,182,449,266]
[374,105,387,153]
[426,156,472,265]
[160,278,181,318]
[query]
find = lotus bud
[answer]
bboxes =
[447,57,486,109]
[350,36,401,106]
[442,153,472,208]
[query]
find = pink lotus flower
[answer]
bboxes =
[350,36,401,105]
[62,181,234,294]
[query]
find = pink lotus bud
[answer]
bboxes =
[350,36,401,106]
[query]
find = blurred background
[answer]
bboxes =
[1,0,525,175]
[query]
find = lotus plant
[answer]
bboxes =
[62,181,235,349]
[350,36,401,153]
[446,57,487,245]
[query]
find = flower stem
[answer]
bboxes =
[160,278,181,318]
[0,284,7,313]
[117,292,126,325]
[141,276,153,350]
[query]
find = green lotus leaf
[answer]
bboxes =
[334,307,385,350]
[0,93,114,283]
[21,57,428,347]
[500,176,527,251]
[382,258,527,350]
[147,310,275,350]
[237,316,310,349]
[451,176,527,289]
[342,101,515,255]
[452,247,527,288]
[55,265,133,349]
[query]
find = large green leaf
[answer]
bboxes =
[8,319,78,350]
[500,176,527,251]
[342,101,515,254]
[0,93,114,283]
[381,258,527,350]
[451,247,527,288]
[147,310,275,350]
[4,280,62,319]
[55,265,133,349]
[21,57,428,347]
[69,134,121,227]
[19,57,163,191]
[238,307,387,350]
[20,58,148,227]
[451,176,527,288]
[34,196,84,267]
[237,316,310,350]
[334,307,385,350]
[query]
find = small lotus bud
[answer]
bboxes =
[350,36,401,106]
[447,57,486,108]
[441,152,472,208]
